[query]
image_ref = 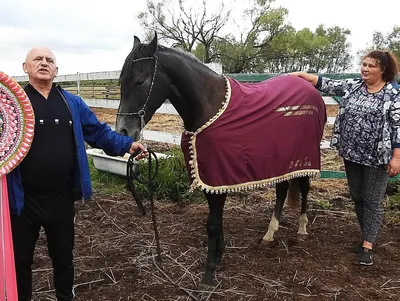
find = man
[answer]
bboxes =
[7,47,146,301]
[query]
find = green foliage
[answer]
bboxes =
[383,182,400,225]
[212,1,291,73]
[315,199,331,210]
[138,0,230,62]
[192,0,354,73]
[133,147,204,202]
[262,25,353,73]
[387,194,400,209]
[357,25,400,66]
[89,148,204,202]
[387,182,400,209]
[59,79,120,87]
[386,26,400,58]
[385,196,400,225]
[88,156,127,195]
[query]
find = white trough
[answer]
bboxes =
[87,148,168,176]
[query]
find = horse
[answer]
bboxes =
[115,32,327,287]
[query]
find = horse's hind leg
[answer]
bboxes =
[201,192,226,286]
[262,181,289,243]
[297,176,310,236]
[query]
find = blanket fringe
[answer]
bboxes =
[189,170,320,194]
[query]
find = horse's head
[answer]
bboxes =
[116,32,167,140]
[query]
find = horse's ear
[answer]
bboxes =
[133,36,141,47]
[143,32,158,57]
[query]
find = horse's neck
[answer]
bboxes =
[161,54,226,132]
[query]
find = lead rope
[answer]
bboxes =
[127,151,200,300]
[127,149,162,261]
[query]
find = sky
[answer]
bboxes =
[1,0,399,77]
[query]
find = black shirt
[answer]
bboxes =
[21,84,76,195]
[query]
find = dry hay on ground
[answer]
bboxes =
[31,183,400,300]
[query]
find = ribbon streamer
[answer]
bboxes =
[0,176,17,300]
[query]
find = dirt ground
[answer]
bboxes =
[30,107,400,301]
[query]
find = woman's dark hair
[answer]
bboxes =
[364,50,399,82]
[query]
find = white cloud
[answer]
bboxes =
[1,0,147,76]
[0,0,398,76]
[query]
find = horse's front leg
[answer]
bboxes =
[201,192,226,286]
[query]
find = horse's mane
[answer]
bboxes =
[160,46,201,63]
[120,43,212,84]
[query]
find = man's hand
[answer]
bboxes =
[129,142,148,160]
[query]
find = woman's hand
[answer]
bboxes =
[388,149,400,177]
[286,72,319,86]
[287,71,307,77]
[387,157,400,177]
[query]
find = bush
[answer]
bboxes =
[133,148,204,202]
[89,147,204,202]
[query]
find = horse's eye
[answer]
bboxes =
[135,80,145,87]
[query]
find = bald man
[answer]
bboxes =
[8,47,146,301]
[23,47,59,97]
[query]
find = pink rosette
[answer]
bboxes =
[0,71,35,176]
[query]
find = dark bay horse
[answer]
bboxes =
[116,33,326,286]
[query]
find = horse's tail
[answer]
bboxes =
[287,179,300,210]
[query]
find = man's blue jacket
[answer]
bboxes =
[7,86,134,215]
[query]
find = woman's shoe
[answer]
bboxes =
[356,248,373,266]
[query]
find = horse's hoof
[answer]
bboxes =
[297,234,309,241]
[261,237,275,245]
[198,282,215,292]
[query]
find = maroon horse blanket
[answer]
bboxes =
[181,75,327,193]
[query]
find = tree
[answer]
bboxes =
[137,0,230,62]
[386,26,400,58]
[357,25,400,65]
[211,0,291,73]
[138,0,354,73]
[261,25,352,73]
[210,2,352,73]
[262,27,314,73]
[313,25,353,73]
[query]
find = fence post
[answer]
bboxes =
[77,72,80,96]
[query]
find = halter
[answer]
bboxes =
[116,55,158,144]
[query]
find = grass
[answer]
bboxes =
[385,182,400,224]
[88,148,204,202]
[315,199,331,210]
[89,156,127,196]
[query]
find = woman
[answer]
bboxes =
[290,50,400,266]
